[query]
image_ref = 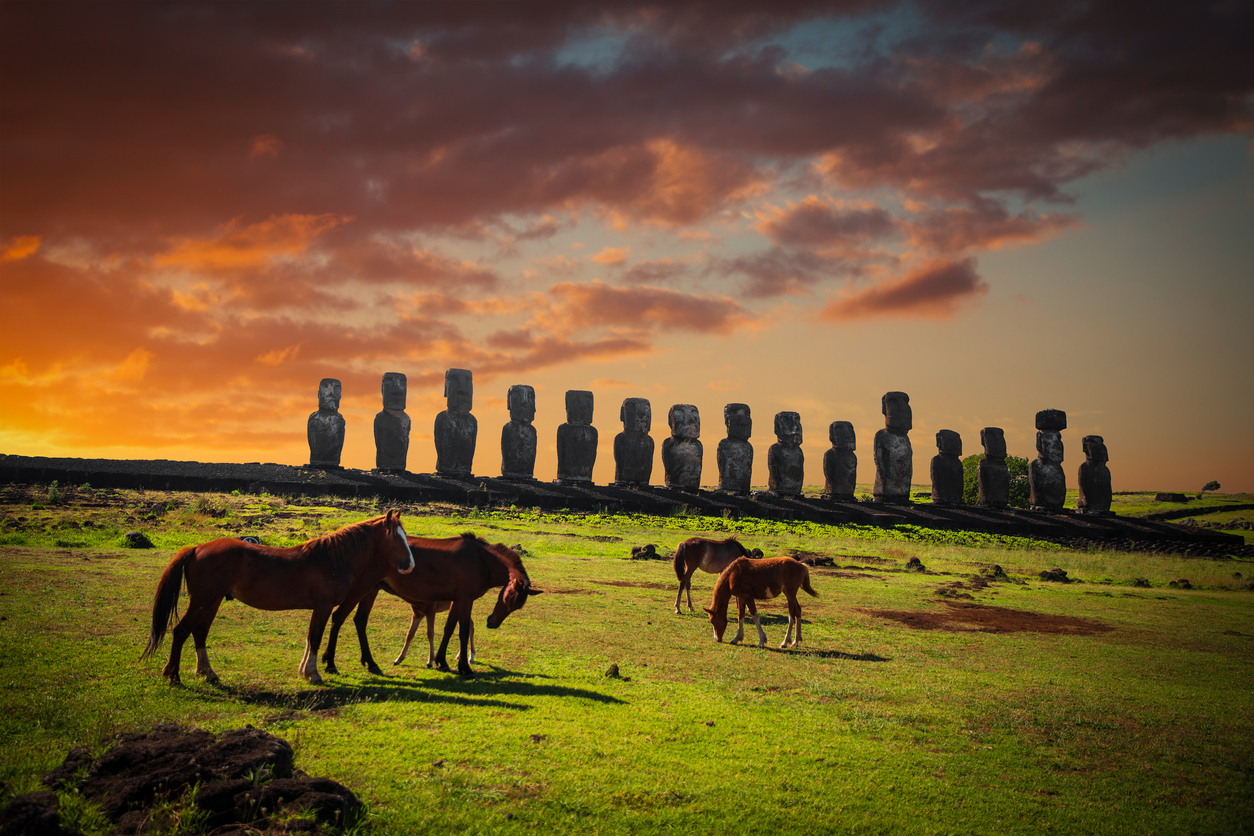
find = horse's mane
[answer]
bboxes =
[458,531,528,584]
[298,515,385,572]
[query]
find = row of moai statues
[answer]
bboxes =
[306,374,1111,513]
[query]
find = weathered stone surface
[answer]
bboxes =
[823,420,857,500]
[767,411,804,496]
[500,384,537,480]
[874,391,912,504]
[373,371,410,473]
[1077,434,1113,516]
[661,403,703,490]
[306,378,345,468]
[1030,409,1067,512]
[977,426,1010,509]
[555,390,597,483]
[930,429,964,506]
[716,403,753,495]
[613,397,654,486]
[434,368,477,477]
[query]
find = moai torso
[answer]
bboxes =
[556,390,597,483]
[767,411,804,496]
[500,384,537,480]
[822,420,857,500]
[1077,434,1113,515]
[977,427,1010,509]
[434,368,477,477]
[307,377,345,468]
[1029,409,1067,512]
[613,397,654,486]
[374,371,410,473]
[930,429,964,506]
[661,404,703,490]
[716,403,753,495]
[873,391,912,503]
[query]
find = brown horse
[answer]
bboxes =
[704,556,818,648]
[141,510,415,685]
[673,536,761,614]
[389,598,475,668]
[323,533,539,678]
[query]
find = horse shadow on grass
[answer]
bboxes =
[362,663,628,706]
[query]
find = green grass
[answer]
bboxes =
[1,487,1252,834]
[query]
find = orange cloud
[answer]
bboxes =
[156,214,348,270]
[249,133,283,159]
[1,235,41,261]
[820,257,988,321]
[542,280,754,336]
[591,246,630,265]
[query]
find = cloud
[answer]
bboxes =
[619,258,688,284]
[714,246,834,298]
[757,197,898,248]
[820,257,989,321]
[1,235,41,261]
[542,280,754,335]
[591,246,631,266]
[155,214,348,271]
[903,201,1079,254]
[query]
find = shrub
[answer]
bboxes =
[961,454,1030,508]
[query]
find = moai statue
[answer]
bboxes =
[434,368,477,478]
[717,403,753,495]
[307,378,345,469]
[1077,434,1113,516]
[873,391,912,504]
[977,427,1010,509]
[767,411,804,496]
[661,404,703,491]
[930,429,964,506]
[823,420,857,501]
[373,371,410,473]
[613,397,654,486]
[500,384,537,481]
[555,390,597,484]
[1029,408,1067,512]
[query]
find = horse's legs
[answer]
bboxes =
[393,605,423,666]
[781,590,802,648]
[434,602,461,673]
[163,596,221,685]
[455,611,475,678]
[731,597,746,645]
[190,598,223,684]
[300,606,333,684]
[747,599,766,648]
[465,621,475,664]
[348,589,383,675]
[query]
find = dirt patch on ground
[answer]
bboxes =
[859,601,1113,635]
[591,579,673,590]
[811,568,885,581]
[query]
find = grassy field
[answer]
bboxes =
[1,485,1252,834]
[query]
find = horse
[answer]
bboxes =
[673,536,762,614]
[322,533,539,678]
[141,510,415,685]
[389,598,475,668]
[704,556,818,648]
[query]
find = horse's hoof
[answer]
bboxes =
[306,673,324,685]
[204,672,220,685]
[367,664,383,676]
[324,663,339,675]
[165,674,183,687]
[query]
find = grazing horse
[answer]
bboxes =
[704,556,818,648]
[141,510,415,685]
[673,536,761,614]
[323,533,539,678]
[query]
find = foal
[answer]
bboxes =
[672,536,761,614]
[704,556,818,648]
[390,599,475,668]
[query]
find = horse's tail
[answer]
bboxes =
[801,566,819,598]
[672,540,688,582]
[141,545,195,660]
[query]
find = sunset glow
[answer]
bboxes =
[2,2,1251,491]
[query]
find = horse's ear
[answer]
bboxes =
[703,607,716,616]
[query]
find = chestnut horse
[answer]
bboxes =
[673,536,761,614]
[141,510,415,685]
[323,533,539,678]
[704,556,818,648]
[390,598,475,668]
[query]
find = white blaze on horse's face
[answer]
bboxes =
[395,524,415,574]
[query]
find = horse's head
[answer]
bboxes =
[384,509,415,575]
[486,544,541,629]
[704,605,728,642]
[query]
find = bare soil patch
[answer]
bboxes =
[859,601,1113,635]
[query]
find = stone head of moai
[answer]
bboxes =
[724,403,752,441]
[1082,434,1108,463]
[381,371,407,410]
[829,420,856,451]
[566,390,594,425]
[883,391,912,433]
[668,404,700,440]
[774,411,802,446]
[507,384,535,423]
[936,429,962,457]
[444,368,473,413]
[621,397,651,433]
[317,378,342,412]
[981,427,1006,459]
[1036,431,1064,464]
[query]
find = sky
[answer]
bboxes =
[2,0,1252,493]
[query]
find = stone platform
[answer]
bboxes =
[0,454,1244,554]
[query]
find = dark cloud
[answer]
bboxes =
[758,198,898,247]
[820,257,988,320]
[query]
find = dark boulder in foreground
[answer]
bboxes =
[2,725,359,836]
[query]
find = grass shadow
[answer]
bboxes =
[213,680,532,712]
[381,664,629,705]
